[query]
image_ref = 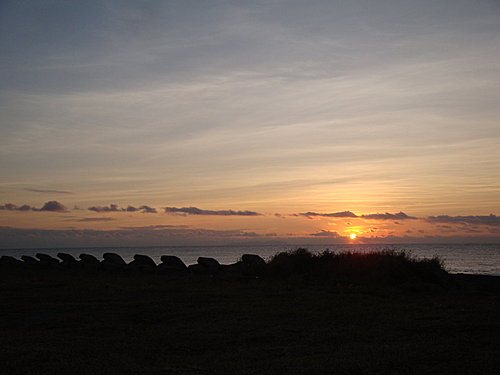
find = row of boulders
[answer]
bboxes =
[0,252,267,276]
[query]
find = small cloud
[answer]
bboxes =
[37,201,68,212]
[361,212,416,220]
[25,188,73,194]
[88,204,123,213]
[164,206,261,216]
[0,203,32,211]
[309,230,340,237]
[139,205,157,214]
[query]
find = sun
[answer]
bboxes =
[349,233,357,240]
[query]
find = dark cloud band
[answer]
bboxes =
[164,206,261,216]
[88,204,157,214]
[0,201,67,212]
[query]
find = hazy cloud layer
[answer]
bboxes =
[88,204,157,213]
[70,217,116,222]
[25,188,73,194]
[361,212,417,220]
[427,214,500,227]
[300,211,358,218]
[0,226,274,248]
[164,207,261,216]
[1,201,67,212]
[299,211,416,220]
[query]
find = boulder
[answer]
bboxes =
[241,254,267,276]
[160,255,187,270]
[132,254,156,267]
[21,255,40,266]
[188,263,211,275]
[101,252,126,271]
[242,254,266,267]
[0,255,23,267]
[157,255,187,274]
[57,253,77,263]
[221,261,245,274]
[197,257,220,270]
[102,253,126,265]
[79,253,100,265]
[128,254,157,271]
[35,253,60,265]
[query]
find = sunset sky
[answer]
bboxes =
[1,0,500,248]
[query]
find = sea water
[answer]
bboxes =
[1,243,499,275]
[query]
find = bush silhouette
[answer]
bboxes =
[266,248,449,287]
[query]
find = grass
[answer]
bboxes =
[0,249,499,374]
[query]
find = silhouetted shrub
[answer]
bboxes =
[266,248,449,287]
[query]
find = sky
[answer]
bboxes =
[1,0,500,248]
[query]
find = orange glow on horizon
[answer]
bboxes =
[350,233,357,240]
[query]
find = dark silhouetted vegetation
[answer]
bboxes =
[266,248,450,288]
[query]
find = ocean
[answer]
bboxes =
[2,243,500,275]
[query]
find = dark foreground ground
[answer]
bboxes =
[1,269,499,375]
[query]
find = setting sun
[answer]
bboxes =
[350,233,357,240]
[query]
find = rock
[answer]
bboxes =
[189,257,221,275]
[241,254,267,276]
[102,252,126,271]
[242,254,266,267]
[0,255,23,267]
[157,255,187,274]
[197,257,220,270]
[102,252,126,265]
[57,253,77,263]
[188,263,211,275]
[128,254,157,271]
[21,255,39,266]
[79,253,100,265]
[160,255,187,270]
[221,262,245,274]
[132,254,156,267]
[35,253,60,265]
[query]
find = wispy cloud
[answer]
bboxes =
[299,211,416,220]
[361,212,417,220]
[427,214,500,227]
[25,188,73,194]
[300,211,358,218]
[70,217,116,222]
[164,206,261,216]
